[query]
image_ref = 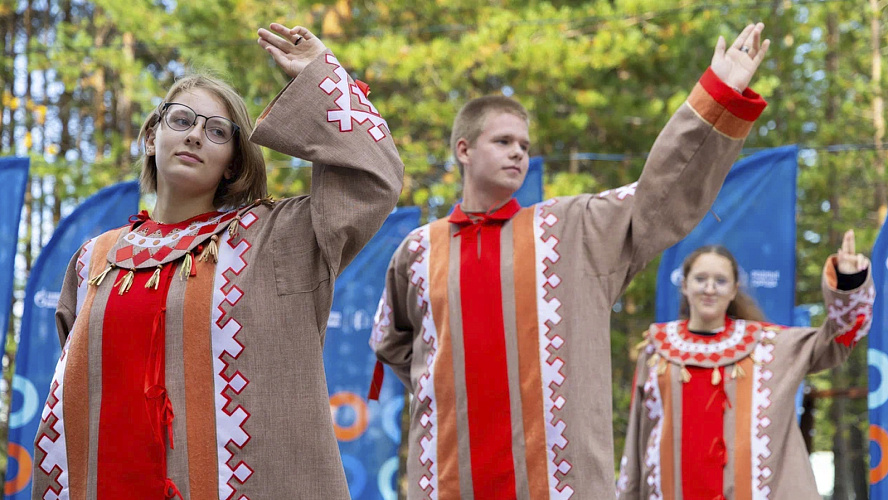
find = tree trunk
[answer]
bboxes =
[872,0,887,224]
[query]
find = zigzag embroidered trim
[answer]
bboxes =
[751,328,777,499]
[406,227,440,499]
[534,199,573,498]
[35,336,73,499]
[642,361,665,500]
[319,53,390,142]
[211,212,257,498]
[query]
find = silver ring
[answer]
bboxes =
[740,45,751,53]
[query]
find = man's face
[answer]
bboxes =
[458,111,530,206]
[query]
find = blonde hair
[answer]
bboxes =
[138,73,267,208]
[450,96,529,176]
[678,245,766,322]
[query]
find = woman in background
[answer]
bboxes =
[617,230,874,499]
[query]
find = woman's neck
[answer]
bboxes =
[687,316,726,332]
[152,192,217,224]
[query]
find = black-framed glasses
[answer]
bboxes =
[159,102,240,144]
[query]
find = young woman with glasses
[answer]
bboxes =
[617,231,874,499]
[31,24,403,499]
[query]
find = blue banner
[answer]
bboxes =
[0,158,29,351]
[514,156,543,207]
[4,181,139,499]
[869,219,888,496]
[323,207,422,500]
[655,145,799,325]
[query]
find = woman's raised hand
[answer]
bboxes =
[710,23,771,93]
[837,229,870,274]
[258,24,327,79]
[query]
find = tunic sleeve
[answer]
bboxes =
[251,49,404,276]
[616,348,649,500]
[54,251,81,348]
[805,255,875,373]
[572,69,767,302]
[370,236,417,391]
[771,255,875,376]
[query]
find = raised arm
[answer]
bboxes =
[252,24,404,275]
[575,25,771,301]
[804,230,875,373]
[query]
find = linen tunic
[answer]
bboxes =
[371,69,767,499]
[616,258,875,500]
[32,50,403,499]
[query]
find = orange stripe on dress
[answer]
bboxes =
[64,228,123,500]
[512,207,550,498]
[686,84,754,140]
[659,367,675,500]
[733,357,754,500]
[428,219,460,498]
[183,258,219,499]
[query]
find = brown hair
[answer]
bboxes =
[678,245,766,322]
[138,73,267,208]
[450,95,530,176]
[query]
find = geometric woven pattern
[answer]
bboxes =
[650,319,760,368]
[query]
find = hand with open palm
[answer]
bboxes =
[258,24,328,79]
[710,23,771,93]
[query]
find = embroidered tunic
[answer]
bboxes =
[31,50,403,499]
[616,258,875,500]
[371,69,766,499]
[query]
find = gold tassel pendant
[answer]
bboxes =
[198,234,219,263]
[179,252,193,280]
[647,353,660,368]
[680,365,692,383]
[114,269,135,295]
[732,363,746,380]
[657,359,668,376]
[228,216,241,238]
[88,264,115,287]
[145,265,163,290]
[711,367,722,386]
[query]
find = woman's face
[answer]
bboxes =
[681,253,739,326]
[147,88,236,204]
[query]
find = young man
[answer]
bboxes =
[371,24,770,499]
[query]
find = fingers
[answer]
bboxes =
[843,229,856,255]
[858,254,870,272]
[711,35,726,65]
[258,28,295,55]
[731,24,756,50]
[752,38,771,66]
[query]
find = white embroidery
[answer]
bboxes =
[752,328,777,500]
[664,319,747,354]
[404,227,439,499]
[213,227,253,498]
[534,199,573,499]
[319,54,389,142]
[642,366,664,500]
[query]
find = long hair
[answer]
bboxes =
[678,245,766,322]
[137,73,267,209]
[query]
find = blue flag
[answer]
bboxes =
[514,156,544,207]
[0,158,29,351]
[323,207,422,499]
[655,145,799,325]
[869,220,888,496]
[4,181,139,499]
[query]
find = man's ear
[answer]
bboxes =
[455,137,471,167]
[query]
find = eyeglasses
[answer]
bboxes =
[159,102,240,144]
[686,275,735,295]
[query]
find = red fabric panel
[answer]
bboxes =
[457,210,517,498]
[681,365,728,499]
[98,268,169,498]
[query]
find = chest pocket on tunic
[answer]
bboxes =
[272,235,330,295]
